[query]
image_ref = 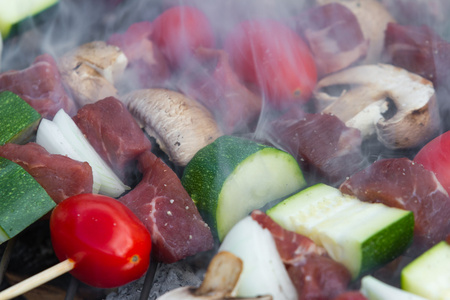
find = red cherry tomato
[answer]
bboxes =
[224,19,317,108]
[414,130,450,195]
[151,5,215,69]
[50,194,152,288]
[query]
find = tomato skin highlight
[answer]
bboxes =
[151,5,215,69]
[414,130,450,195]
[50,194,152,288]
[224,19,317,108]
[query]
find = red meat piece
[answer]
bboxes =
[108,21,170,89]
[286,255,353,300]
[384,23,450,91]
[0,142,93,204]
[251,210,326,264]
[119,150,214,263]
[177,47,262,134]
[295,3,369,76]
[340,157,450,252]
[251,210,351,300]
[380,0,450,33]
[73,97,152,182]
[267,113,367,186]
[0,54,76,119]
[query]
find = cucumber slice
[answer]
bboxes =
[360,276,428,300]
[266,183,414,279]
[0,91,41,146]
[0,157,55,243]
[181,135,306,241]
[401,241,450,300]
[0,0,59,38]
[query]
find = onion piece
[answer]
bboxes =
[219,216,297,300]
[36,119,82,161]
[35,119,101,194]
[36,109,128,197]
[360,275,428,300]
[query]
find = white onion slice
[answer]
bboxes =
[36,119,81,160]
[360,276,428,300]
[219,216,298,300]
[36,109,129,197]
[36,118,101,194]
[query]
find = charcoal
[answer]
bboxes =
[106,260,204,300]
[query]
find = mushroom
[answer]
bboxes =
[314,63,440,149]
[315,0,395,63]
[59,41,128,107]
[122,88,223,166]
[157,251,272,300]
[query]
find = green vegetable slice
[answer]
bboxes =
[0,0,59,38]
[181,135,306,241]
[0,91,41,146]
[267,183,414,279]
[401,241,450,300]
[0,157,55,244]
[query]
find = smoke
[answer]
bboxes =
[1,0,314,68]
[2,1,450,298]
[1,0,164,71]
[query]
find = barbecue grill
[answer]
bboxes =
[1,0,450,299]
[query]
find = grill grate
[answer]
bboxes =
[0,233,160,300]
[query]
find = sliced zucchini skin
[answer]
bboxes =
[182,136,262,232]
[0,157,55,243]
[182,136,263,209]
[181,135,306,241]
[359,210,414,276]
[267,183,414,279]
[0,91,41,146]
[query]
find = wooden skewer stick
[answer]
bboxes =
[0,258,75,300]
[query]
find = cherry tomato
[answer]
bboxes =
[50,193,152,288]
[414,130,450,195]
[151,5,215,69]
[223,19,317,108]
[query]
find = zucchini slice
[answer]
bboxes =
[0,0,59,38]
[0,91,41,146]
[181,135,306,241]
[0,157,55,243]
[267,183,414,279]
[401,241,450,299]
